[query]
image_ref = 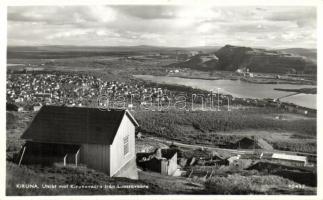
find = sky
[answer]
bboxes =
[7,5,316,48]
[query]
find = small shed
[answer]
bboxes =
[137,148,178,176]
[19,105,139,179]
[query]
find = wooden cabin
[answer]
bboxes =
[19,105,139,179]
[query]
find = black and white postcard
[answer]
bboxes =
[2,0,322,199]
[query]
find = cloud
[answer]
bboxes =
[8,6,118,25]
[264,7,315,21]
[113,6,178,19]
[263,7,316,28]
[88,6,117,23]
[7,6,316,48]
[46,29,91,39]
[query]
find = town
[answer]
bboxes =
[7,71,316,117]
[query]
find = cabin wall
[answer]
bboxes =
[167,153,178,175]
[110,115,136,176]
[80,143,110,175]
[141,158,162,173]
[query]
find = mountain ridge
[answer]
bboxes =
[169,44,316,74]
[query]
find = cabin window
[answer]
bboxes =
[123,135,129,156]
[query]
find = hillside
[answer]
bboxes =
[279,48,317,63]
[169,45,317,74]
[171,54,219,70]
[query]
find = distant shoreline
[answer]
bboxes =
[164,74,315,86]
[274,88,317,94]
[240,77,316,86]
[168,75,222,81]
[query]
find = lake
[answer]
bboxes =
[134,75,316,109]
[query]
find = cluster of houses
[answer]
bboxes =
[7,72,105,108]
[6,72,174,111]
[235,67,315,85]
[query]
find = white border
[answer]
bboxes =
[1,0,322,200]
[2,0,323,6]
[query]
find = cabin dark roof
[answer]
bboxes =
[161,149,177,160]
[21,105,139,145]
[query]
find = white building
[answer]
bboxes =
[260,153,307,167]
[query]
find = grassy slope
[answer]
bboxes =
[134,108,316,153]
[6,162,163,195]
[205,174,315,195]
[6,108,317,195]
